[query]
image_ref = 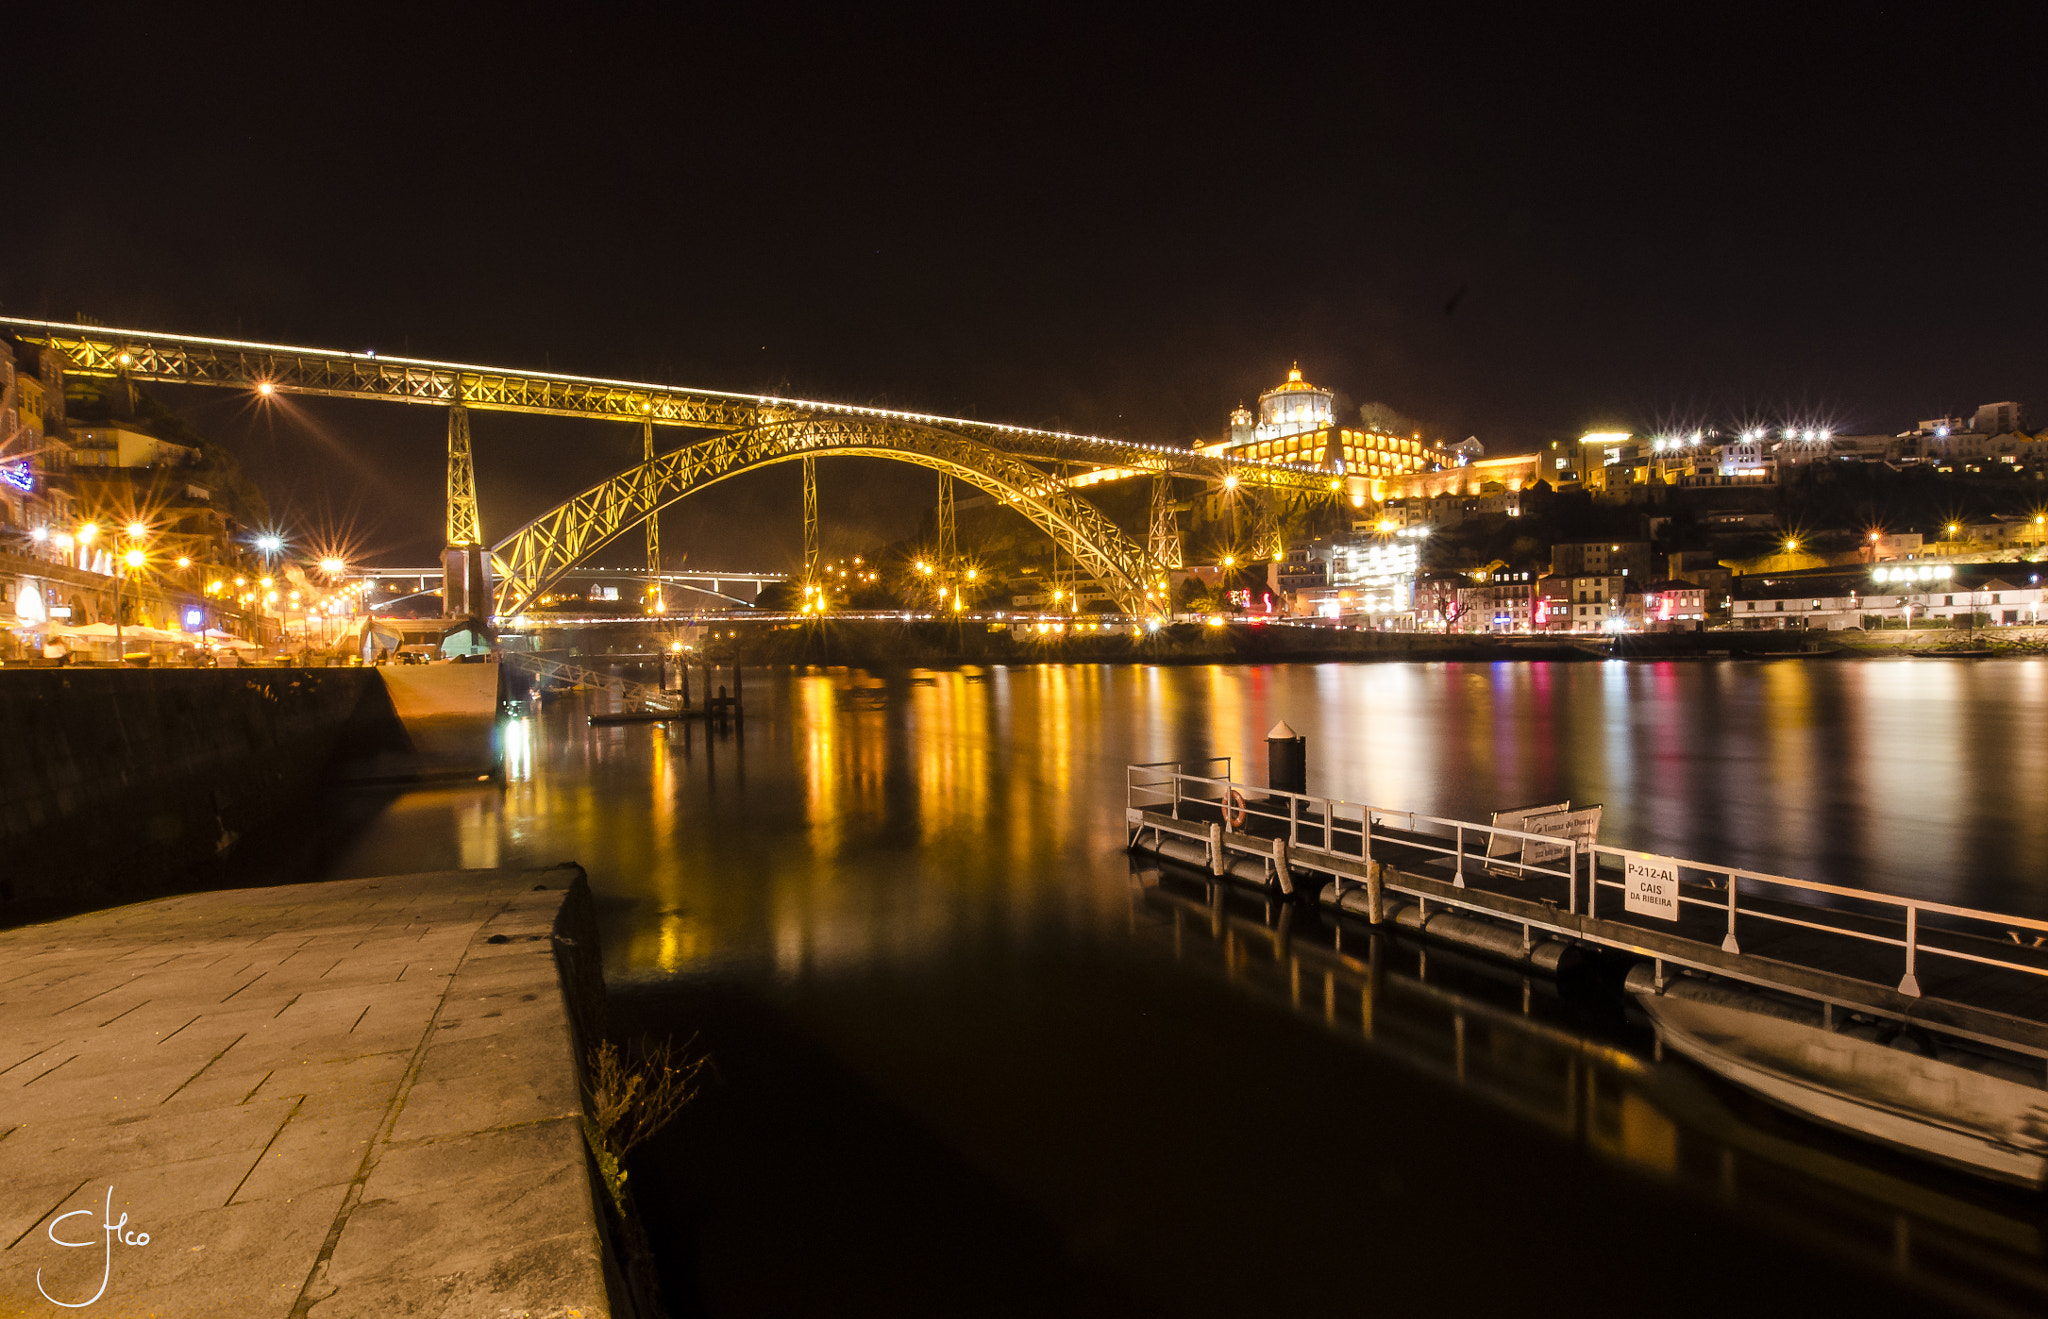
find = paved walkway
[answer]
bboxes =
[0,866,614,1319]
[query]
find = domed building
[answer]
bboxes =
[1256,365,1334,442]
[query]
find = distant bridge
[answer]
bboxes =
[3,317,1345,618]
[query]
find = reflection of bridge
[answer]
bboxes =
[3,318,1342,618]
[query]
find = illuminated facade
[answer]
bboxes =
[1201,365,1455,497]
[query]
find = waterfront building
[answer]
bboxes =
[1537,573,1627,632]
[1279,526,1427,622]
[1455,568,1541,632]
[1637,579,1709,629]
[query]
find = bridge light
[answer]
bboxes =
[125,521,147,539]
[320,557,346,576]
[1223,475,1238,490]
[176,556,191,569]
[123,548,146,569]
[257,381,275,396]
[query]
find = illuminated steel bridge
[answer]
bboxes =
[3,318,1345,618]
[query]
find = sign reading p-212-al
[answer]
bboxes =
[1624,852,1681,921]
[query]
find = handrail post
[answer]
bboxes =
[1899,904,1922,997]
[1360,804,1371,871]
[1721,868,1741,954]
[1289,793,1300,846]
[1454,823,1466,888]
[1568,843,1578,916]
[1171,772,1180,819]
[1587,848,1597,920]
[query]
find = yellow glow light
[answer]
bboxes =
[1223,475,1239,490]
[176,556,191,568]
[125,521,147,539]
[78,522,98,544]
[122,548,145,568]
[257,381,275,396]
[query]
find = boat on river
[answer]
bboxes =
[1636,982,2048,1188]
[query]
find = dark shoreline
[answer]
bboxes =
[623,621,2048,671]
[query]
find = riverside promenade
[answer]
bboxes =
[0,864,620,1318]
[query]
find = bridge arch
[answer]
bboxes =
[491,417,1166,617]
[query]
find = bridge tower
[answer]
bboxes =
[1248,488,1282,565]
[936,474,957,609]
[802,454,819,586]
[442,406,492,618]
[1148,472,1183,608]
[642,421,663,612]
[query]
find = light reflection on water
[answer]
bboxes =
[314,659,2048,1311]
[328,659,2048,976]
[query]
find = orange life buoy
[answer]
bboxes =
[1224,789,1248,830]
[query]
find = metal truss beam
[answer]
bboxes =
[2,317,1332,494]
[493,417,1165,618]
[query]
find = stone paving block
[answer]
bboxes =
[323,1119,595,1284]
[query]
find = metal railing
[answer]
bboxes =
[1129,758,2048,1000]
[1583,845,2048,998]
[1126,761,1580,893]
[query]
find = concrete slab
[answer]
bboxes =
[0,866,616,1319]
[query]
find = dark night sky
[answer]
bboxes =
[4,5,2043,567]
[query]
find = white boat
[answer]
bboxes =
[1637,984,2048,1187]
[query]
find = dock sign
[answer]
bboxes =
[1625,853,1682,921]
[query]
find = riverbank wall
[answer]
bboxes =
[0,668,409,925]
[699,619,1954,669]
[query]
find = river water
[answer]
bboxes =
[322,659,2048,1317]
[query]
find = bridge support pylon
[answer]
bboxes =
[443,405,492,619]
[643,420,663,612]
[1148,472,1183,613]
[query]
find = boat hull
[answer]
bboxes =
[1640,992,2048,1188]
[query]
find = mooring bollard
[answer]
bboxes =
[1209,822,1225,876]
[1271,836,1293,897]
[1267,720,1307,795]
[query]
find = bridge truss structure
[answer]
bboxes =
[3,318,1343,618]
